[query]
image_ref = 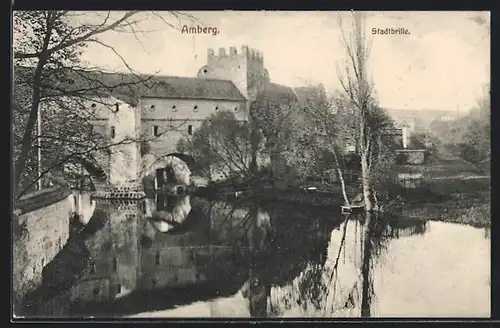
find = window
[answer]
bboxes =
[188,125,193,135]
[152,125,159,137]
[93,288,99,296]
[203,69,208,74]
[215,106,219,111]
[172,105,177,112]
[113,257,117,272]
[193,105,199,112]
[91,103,97,109]
[116,284,122,294]
[110,126,115,138]
[90,103,97,113]
[150,104,156,111]
[90,263,96,274]
[234,106,238,111]
[114,103,120,112]
[152,279,157,287]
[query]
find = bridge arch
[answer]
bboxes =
[69,156,108,190]
[165,153,198,173]
[140,153,197,187]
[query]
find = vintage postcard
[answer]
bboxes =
[12,10,490,319]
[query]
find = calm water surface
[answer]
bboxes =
[22,193,490,318]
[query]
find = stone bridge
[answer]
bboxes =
[73,152,199,194]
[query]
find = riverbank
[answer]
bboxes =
[401,177,490,228]
[193,148,490,228]
[396,150,490,228]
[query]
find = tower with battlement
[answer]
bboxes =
[197,45,269,103]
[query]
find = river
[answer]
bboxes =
[20,192,490,318]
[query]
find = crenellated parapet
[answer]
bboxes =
[207,45,264,63]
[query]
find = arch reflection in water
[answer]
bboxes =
[144,193,193,234]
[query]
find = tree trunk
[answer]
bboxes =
[337,168,351,206]
[326,137,351,206]
[13,59,46,198]
[360,150,373,211]
[360,210,373,317]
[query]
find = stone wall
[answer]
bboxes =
[13,187,72,314]
[140,97,247,158]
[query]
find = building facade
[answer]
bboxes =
[83,45,296,185]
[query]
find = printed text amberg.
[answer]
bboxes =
[181,25,219,36]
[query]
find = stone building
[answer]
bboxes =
[80,45,297,184]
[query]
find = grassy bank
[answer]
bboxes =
[397,150,490,228]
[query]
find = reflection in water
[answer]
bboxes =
[20,195,490,318]
[267,215,490,317]
[145,194,192,234]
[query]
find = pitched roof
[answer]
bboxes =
[140,75,246,102]
[83,72,247,104]
[13,67,247,106]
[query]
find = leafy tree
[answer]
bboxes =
[281,86,353,203]
[285,82,396,206]
[250,85,299,180]
[176,110,262,181]
[461,85,490,164]
[428,84,490,167]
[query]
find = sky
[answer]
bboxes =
[78,11,490,112]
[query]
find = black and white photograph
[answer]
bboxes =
[12,10,490,318]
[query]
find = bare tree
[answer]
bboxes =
[176,110,260,183]
[12,10,196,198]
[336,11,376,211]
